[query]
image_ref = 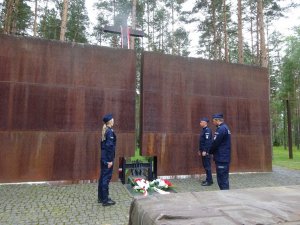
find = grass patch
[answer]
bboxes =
[131,146,300,170]
[272,146,300,170]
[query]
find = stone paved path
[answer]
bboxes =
[1,166,300,225]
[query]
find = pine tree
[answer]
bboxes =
[38,7,61,40]
[65,0,89,43]
[2,0,32,35]
[93,0,114,46]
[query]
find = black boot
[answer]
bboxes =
[102,199,116,207]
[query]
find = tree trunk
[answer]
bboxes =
[3,0,13,33]
[296,102,300,150]
[113,0,116,23]
[161,20,164,52]
[147,0,150,50]
[286,99,293,159]
[4,0,20,34]
[130,0,137,49]
[152,9,155,50]
[218,30,222,59]
[283,101,287,149]
[60,0,69,41]
[211,0,217,60]
[223,0,229,62]
[256,8,260,66]
[257,0,268,68]
[237,0,243,64]
[250,14,255,64]
[33,0,38,36]
[10,0,19,34]
[42,0,49,35]
[171,1,174,55]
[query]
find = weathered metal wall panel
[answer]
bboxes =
[0,35,136,182]
[141,52,271,176]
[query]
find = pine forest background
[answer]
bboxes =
[1,0,300,151]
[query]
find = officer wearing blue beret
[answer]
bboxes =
[198,117,213,186]
[210,113,231,190]
[98,113,117,206]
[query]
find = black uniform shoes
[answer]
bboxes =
[98,197,116,206]
[201,181,213,186]
[102,199,116,207]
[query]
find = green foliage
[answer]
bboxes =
[2,0,33,35]
[280,28,300,100]
[270,26,300,147]
[93,0,114,46]
[264,0,284,20]
[193,0,236,61]
[37,0,89,42]
[65,0,89,43]
[0,2,3,32]
[114,0,131,26]
[93,0,188,54]
[272,146,300,170]
[38,8,60,40]
[15,0,32,35]
[171,27,190,56]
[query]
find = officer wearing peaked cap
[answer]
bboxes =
[98,113,117,206]
[198,117,213,186]
[210,113,231,190]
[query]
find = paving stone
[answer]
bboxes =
[1,166,300,225]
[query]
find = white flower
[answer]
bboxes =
[157,179,168,188]
[136,179,150,190]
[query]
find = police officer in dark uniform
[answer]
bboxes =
[98,113,117,206]
[198,117,213,186]
[210,113,231,190]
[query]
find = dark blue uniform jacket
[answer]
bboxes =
[199,126,212,153]
[101,127,116,165]
[210,123,231,163]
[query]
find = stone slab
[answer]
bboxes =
[129,185,300,225]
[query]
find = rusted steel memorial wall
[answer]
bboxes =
[0,35,271,183]
[0,35,136,182]
[141,52,272,176]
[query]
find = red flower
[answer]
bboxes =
[162,179,173,187]
[134,178,143,183]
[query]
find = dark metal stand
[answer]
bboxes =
[119,157,157,184]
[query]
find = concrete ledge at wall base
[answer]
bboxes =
[158,171,272,180]
[0,179,99,186]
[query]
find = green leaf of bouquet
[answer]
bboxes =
[128,177,135,186]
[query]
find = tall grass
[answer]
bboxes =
[272,146,300,170]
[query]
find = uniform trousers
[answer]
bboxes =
[98,163,113,203]
[215,161,230,190]
[202,155,213,183]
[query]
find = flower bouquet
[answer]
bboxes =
[128,177,174,196]
[150,178,173,190]
[128,177,150,196]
